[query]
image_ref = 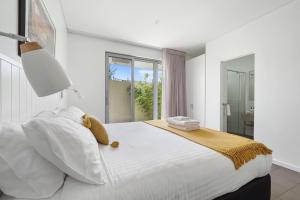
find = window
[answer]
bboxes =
[105,52,162,123]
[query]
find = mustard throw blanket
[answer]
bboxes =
[145,120,272,169]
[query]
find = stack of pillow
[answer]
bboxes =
[166,116,200,131]
[0,106,110,199]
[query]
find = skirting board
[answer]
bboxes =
[273,159,300,173]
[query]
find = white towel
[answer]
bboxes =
[172,116,190,121]
[166,117,200,126]
[226,104,231,116]
[168,123,200,131]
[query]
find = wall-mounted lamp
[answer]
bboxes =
[0,31,71,97]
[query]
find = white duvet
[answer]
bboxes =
[3,122,272,200]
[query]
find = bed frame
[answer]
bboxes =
[215,174,271,200]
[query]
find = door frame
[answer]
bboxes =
[105,52,161,123]
[220,61,228,132]
[220,53,255,132]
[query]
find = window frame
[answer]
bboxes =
[105,52,162,123]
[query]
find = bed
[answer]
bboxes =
[2,121,271,200]
[0,54,271,200]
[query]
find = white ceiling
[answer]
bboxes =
[60,0,293,56]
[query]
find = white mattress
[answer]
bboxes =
[2,122,272,200]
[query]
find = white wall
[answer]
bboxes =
[205,0,300,171]
[0,0,68,104]
[67,33,162,121]
[186,55,206,125]
[0,0,19,61]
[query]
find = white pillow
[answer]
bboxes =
[34,110,57,119]
[22,117,104,185]
[0,123,64,199]
[57,106,85,124]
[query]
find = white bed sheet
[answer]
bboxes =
[2,122,272,200]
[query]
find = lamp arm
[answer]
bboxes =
[0,31,29,42]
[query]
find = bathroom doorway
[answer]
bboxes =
[221,54,255,139]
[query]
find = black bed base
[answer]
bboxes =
[214,174,271,200]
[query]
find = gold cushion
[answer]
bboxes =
[82,114,109,145]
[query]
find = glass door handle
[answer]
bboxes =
[222,103,231,116]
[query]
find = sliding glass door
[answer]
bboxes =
[105,52,162,123]
[106,56,133,123]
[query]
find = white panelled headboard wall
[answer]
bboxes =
[0,53,62,123]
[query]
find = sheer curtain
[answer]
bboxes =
[163,48,187,117]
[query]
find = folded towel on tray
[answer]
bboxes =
[166,117,200,126]
[171,116,190,121]
[168,123,200,131]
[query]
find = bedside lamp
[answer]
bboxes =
[0,31,71,97]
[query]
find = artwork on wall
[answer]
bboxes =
[18,0,56,56]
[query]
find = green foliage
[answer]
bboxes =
[157,82,162,119]
[127,73,162,119]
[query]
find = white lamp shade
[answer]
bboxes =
[21,42,71,97]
